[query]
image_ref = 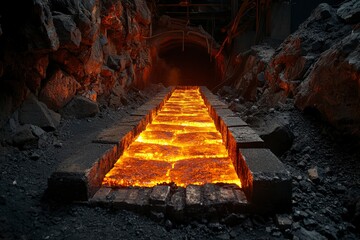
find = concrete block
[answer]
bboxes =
[48,143,120,201]
[221,116,248,128]
[218,117,248,146]
[238,148,292,212]
[227,126,265,171]
[228,126,265,148]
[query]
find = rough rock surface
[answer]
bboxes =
[0,0,152,125]
[263,3,352,103]
[18,94,61,131]
[53,13,82,49]
[230,46,274,101]
[252,114,294,156]
[60,96,99,118]
[337,0,360,24]
[227,0,359,135]
[11,125,39,148]
[295,31,360,135]
[39,69,80,111]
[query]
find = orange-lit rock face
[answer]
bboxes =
[102,88,241,188]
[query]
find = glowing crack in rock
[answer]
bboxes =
[102,88,241,188]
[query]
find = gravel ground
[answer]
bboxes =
[0,87,360,240]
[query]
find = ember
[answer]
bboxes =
[102,88,241,187]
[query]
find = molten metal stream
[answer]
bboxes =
[102,88,241,187]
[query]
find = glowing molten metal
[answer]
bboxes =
[102,88,241,188]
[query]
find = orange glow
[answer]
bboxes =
[102,88,241,188]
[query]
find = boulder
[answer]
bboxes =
[19,94,60,131]
[22,0,60,52]
[53,13,82,49]
[295,31,360,136]
[60,96,99,118]
[39,68,80,111]
[51,49,85,79]
[264,3,352,102]
[337,0,360,24]
[12,125,38,148]
[231,46,274,101]
[253,114,294,156]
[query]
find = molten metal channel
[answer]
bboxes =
[102,88,241,188]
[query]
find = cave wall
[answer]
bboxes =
[227,1,360,135]
[0,0,152,127]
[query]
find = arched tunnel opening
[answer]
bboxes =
[148,43,223,90]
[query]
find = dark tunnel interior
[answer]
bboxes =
[149,44,220,89]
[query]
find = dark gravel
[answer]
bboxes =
[1,87,360,240]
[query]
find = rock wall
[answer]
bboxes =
[228,0,359,135]
[295,30,360,135]
[264,3,353,101]
[0,0,151,127]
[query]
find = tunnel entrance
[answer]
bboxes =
[149,44,221,89]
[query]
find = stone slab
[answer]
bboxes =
[167,188,186,222]
[125,188,140,205]
[48,143,120,201]
[238,148,292,212]
[218,186,237,204]
[221,116,248,128]
[122,116,147,137]
[207,99,228,108]
[130,109,151,117]
[93,125,134,144]
[227,126,264,172]
[137,104,158,112]
[203,184,218,207]
[150,185,171,205]
[212,108,236,131]
[111,188,129,208]
[185,185,203,214]
[228,126,265,148]
[90,187,112,203]
[135,188,151,207]
[119,115,146,126]
[218,117,248,146]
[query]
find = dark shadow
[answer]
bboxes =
[150,44,220,89]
